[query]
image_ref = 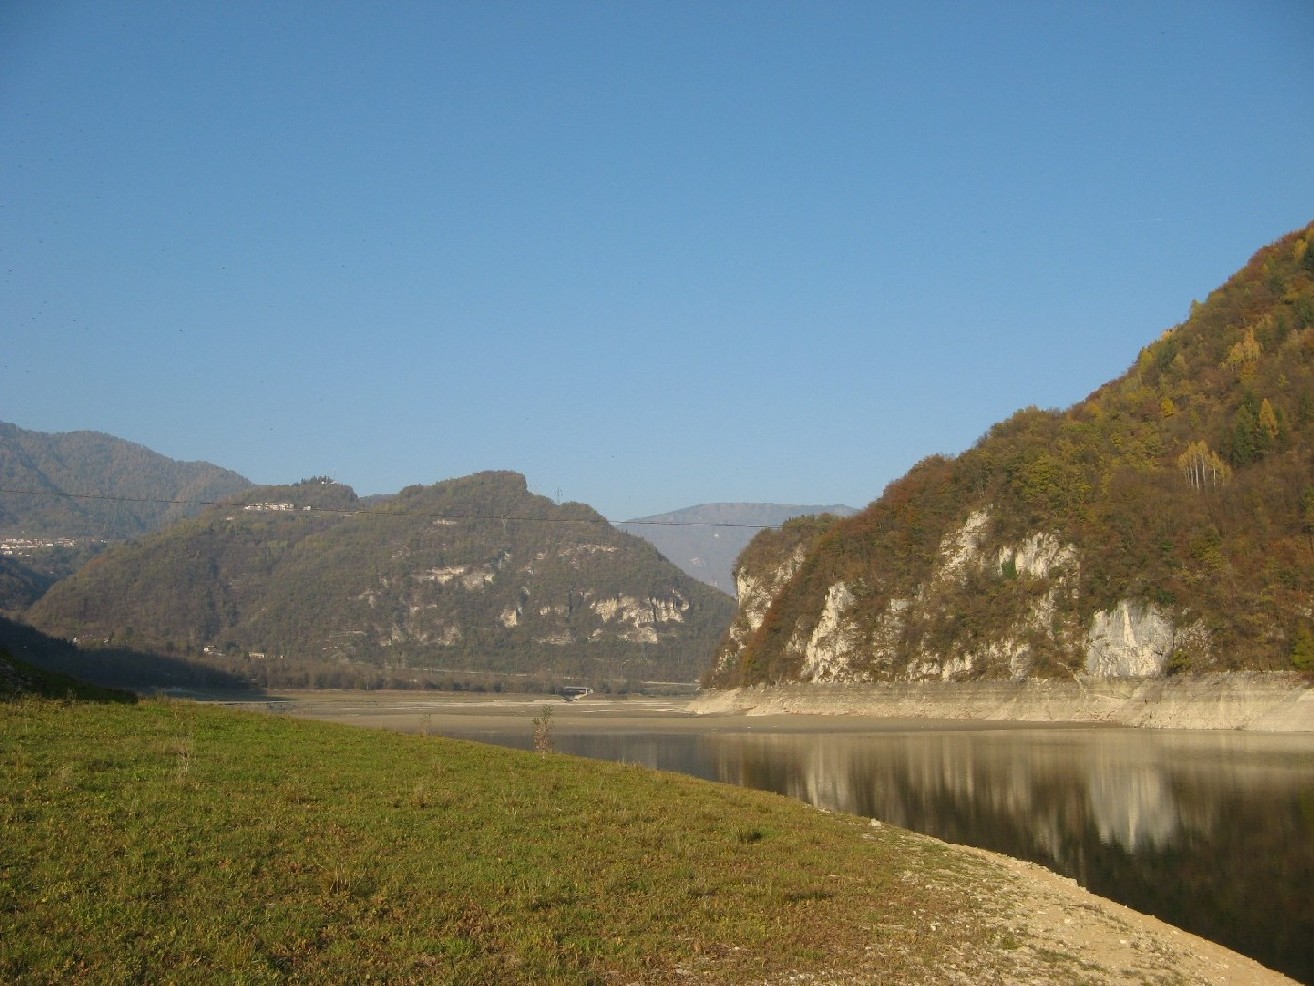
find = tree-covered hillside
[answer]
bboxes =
[0,422,253,610]
[28,472,735,684]
[708,220,1314,687]
[0,422,252,538]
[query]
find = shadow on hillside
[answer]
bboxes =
[0,616,257,697]
[0,650,138,704]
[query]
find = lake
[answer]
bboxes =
[267,692,1314,983]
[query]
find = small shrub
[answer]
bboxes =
[531,705,555,753]
[1164,649,1192,676]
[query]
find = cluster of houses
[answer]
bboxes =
[0,536,98,557]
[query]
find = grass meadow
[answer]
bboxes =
[2,694,1023,984]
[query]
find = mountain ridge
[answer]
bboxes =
[0,421,253,538]
[28,471,736,685]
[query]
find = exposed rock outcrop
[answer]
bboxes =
[703,514,842,687]
[714,506,1201,686]
[29,471,737,681]
[1085,600,1174,677]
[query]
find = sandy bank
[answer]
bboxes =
[689,672,1314,731]
[956,838,1299,985]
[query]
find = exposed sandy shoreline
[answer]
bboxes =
[239,689,1072,735]
[957,843,1298,985]
[222,679,1314,746]
[234,670,1314,737]
[691,673,1314,732]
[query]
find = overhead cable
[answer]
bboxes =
[0,487,783,528]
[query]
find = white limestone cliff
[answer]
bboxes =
[709,544,811,681]
[723,507,1234,685]
[1085,600,1175,678]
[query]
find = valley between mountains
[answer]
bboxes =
[4,221,1314,715]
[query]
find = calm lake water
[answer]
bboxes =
[445,721,1314,983]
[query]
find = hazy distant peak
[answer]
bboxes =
[619,502,857,594]
[623,503,857,527]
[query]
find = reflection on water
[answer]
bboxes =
[458,725,1314,983]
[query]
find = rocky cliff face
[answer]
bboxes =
[712,507,1211,685]
[704,514,840,686]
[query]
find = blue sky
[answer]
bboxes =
[3,2,1312,520]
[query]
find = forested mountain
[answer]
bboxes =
[0,422,252,538]
[28,471,735,685]
[619,503,856,594]
[0,423,253,611]
[707,220,1314,688]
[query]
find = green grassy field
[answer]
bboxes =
[1,693,1028,984]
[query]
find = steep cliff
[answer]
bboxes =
[704,514,840,684]
[708,221,1314,688]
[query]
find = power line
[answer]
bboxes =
[0,487,784,529]
[0,487,232,508]
[618,518,773,529]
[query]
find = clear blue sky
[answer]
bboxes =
[4,2,1312,520]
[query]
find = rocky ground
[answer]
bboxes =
[956,843,1296,986]
[664,819,1297,986]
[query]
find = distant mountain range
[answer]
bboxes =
[0,422,849,688]
[26,471,736,686]
[619,503,856,594]
[0,420,842,604]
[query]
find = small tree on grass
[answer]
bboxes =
[531,705,555,753]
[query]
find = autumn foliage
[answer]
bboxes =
[710,220,1314,686]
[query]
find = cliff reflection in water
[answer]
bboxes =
[697,728,1314,983]
[713,729,1197,855]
